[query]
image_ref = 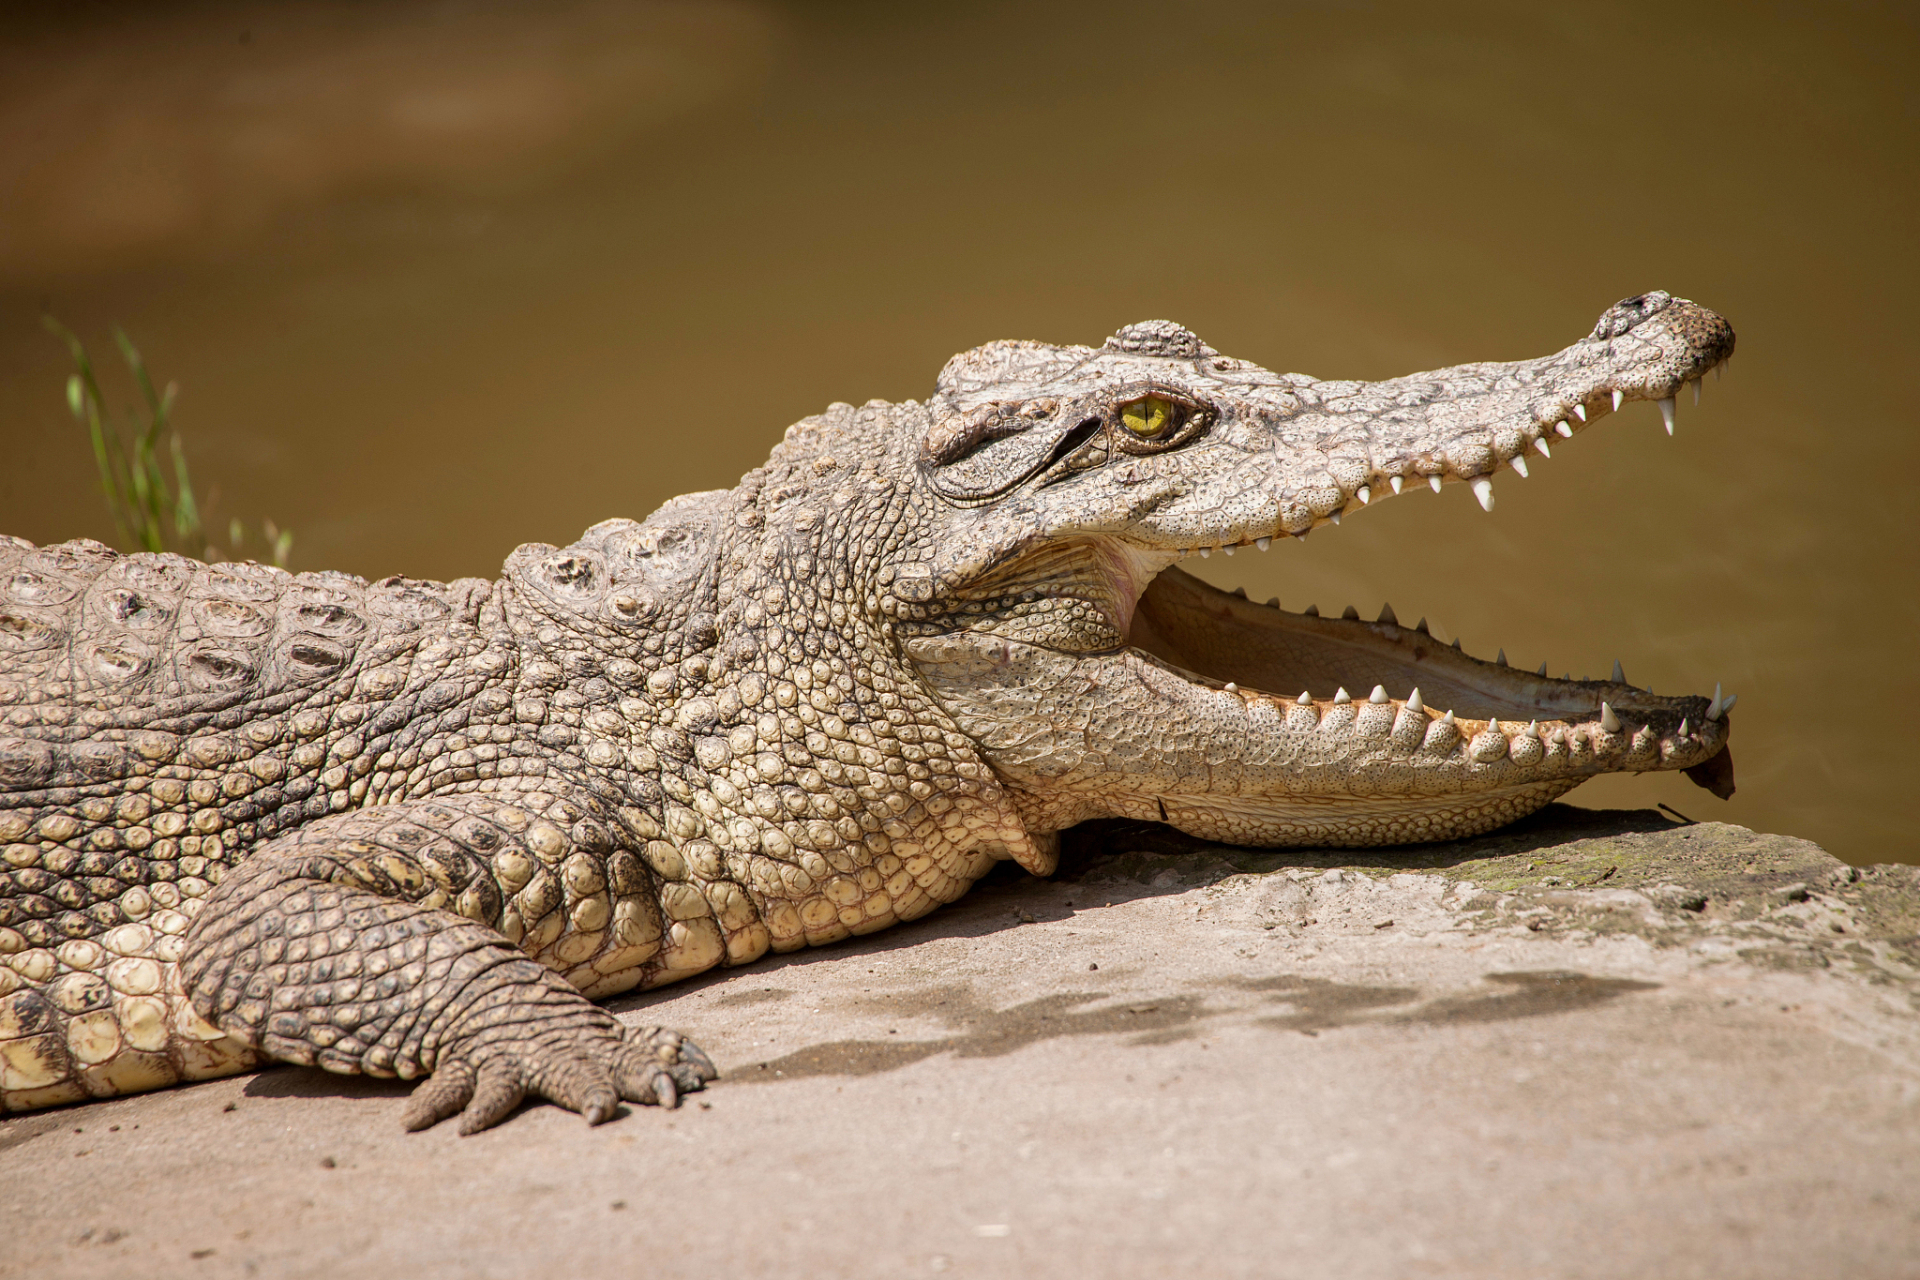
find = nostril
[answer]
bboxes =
[1592,289,1674,340]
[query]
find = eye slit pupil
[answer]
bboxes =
[1122,395,1176,437]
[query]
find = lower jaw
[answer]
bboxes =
[909,567,1732,850]
[1152,779,1582,848]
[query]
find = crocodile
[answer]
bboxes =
[0,291,1736,1132]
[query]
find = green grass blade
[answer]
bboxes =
[128,428,160,552]
[169,435,201,542]
[49,317,293,568]
[115,328,168,422]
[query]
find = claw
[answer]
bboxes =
[654,1072,680,1109]
[681,1043,718,1080]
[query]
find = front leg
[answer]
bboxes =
[181,795,715,1133]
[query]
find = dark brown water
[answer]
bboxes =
[1,1,1913,862]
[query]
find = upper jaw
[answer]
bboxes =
[1132,293,1736,548]
[904,296,1736,611]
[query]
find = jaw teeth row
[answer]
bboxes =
[1213,683,1724,748]
[1211,595,1738,722]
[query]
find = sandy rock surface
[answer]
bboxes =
[4,806,1917,1279]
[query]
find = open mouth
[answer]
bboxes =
[1124,561,1735,797]
[1106,367,1738,805]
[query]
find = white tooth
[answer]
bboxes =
[1341,605,1360,620]
[1610,390,1623,412]
[1722,693,1737,714]
[1303,604,1319,616]
[1534,438,1551,457]
[1471,477,1494,511]
[1224,682,1237,693]
[1369,685,1389,704]
[1555,420,1574,438]
[1677,717,1690,737]
[1198,547,1211,558]
[1536,662,1547,676]
[1524,720,1540,738]
[1406,688,1424,712]
[1692,379,1700,405]
[1441,710,1456,727]
[1658,397,1676,435]
[1612,660,1626,684]
[1297,690,1312,705]
[1265,597,1279,607]
[1452,637,1463,650]
[1390,475,1404,495]
[1329,512,1341,525]
[1714,363,1722,381]
[1510,456,1529,478]
[1377,602,1398,625]
[1256,537,1271,551]
[1496,648,1507,666]
[1574,404,1588,422]
[1334,687,1352,704]
[1707,684,1725,719]
[1232,586,1247,597]
[1222,543,1234,555]
[1488,719,1501,735]
[1415,617,1429,634]
[1600,702,1621,733]
[1357,486,1371,504]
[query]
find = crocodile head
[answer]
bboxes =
[847,292,1737,851]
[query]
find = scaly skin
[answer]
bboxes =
[0,292,1736,1128]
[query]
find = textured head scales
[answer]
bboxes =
[1102,320,1217,359]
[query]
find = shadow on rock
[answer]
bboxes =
[718,967,1660,1085]
[1227,975,1423,1034]
[0,1109,75,1154]
[1240,969,1660,1036]
[1397,970,1659,1026]
[243,1066,408,1103]
[725,988,1212,1083]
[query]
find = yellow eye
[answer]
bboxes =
[1120,395,1177,437]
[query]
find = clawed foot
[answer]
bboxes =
[402,1024,719,1135]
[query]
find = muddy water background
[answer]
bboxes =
[0,1,1912,862]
